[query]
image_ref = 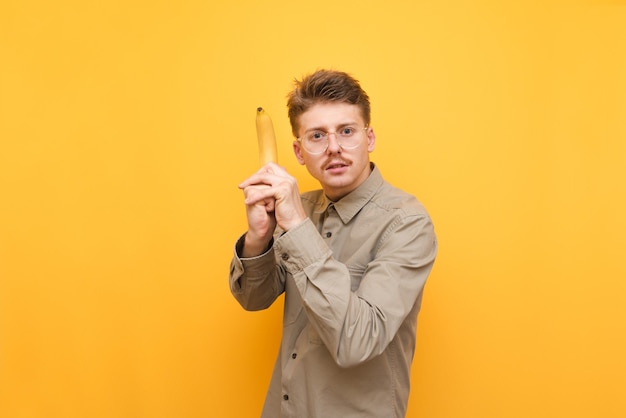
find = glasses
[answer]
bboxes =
[297,126,368,155]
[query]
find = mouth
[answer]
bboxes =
[325,161,349,171]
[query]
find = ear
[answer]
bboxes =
[293,140,306,165]
[366,127,376,152]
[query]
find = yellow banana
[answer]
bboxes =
[256,107,278,166]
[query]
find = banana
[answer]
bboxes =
[256,107,278,166]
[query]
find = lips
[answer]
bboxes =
[325,161,349,170]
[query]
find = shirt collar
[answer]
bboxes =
[315,162,383,224]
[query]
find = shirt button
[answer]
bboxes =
[283,394,289,401]
[325,232,332,238]
[292,353,297,359]
[281,253,289,261]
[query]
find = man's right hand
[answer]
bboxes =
[238,163,307,257]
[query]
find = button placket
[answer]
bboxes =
[322,204,335,239]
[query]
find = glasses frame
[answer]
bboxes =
[297,126,369,155]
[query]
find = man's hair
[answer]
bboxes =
[286,69,371,137]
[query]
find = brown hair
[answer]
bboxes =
[286,69,371,137]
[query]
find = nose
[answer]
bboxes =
[326,132,342,153]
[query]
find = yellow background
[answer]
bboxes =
[1,1,625,417]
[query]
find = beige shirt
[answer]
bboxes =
[230,164,437,418]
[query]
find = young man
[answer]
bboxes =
[229,69,438,417]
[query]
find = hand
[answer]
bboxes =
[239,163,307,247]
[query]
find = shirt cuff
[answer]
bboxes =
[274,219,332,274]
[233,233,276,274]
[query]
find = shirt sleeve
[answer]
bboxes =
[274,215,437,368]
[229,233,285,311]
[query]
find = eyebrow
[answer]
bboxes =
[303,121,358,133]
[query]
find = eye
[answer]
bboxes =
[308,131,326,141]
[340,127,356,136]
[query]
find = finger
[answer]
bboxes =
[264,198,275,212]
[239,172,279,189]
[244,185,276,206]
[238,164,287,189]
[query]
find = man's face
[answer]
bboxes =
[293,102,375,201]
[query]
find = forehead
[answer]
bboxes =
[298,102,364,130]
